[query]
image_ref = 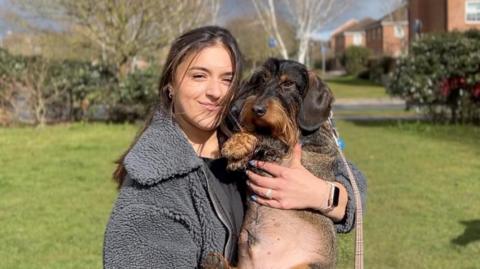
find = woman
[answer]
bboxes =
[103,26,366,268]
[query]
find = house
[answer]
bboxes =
[333,18,375,57]
[409,0,480,40]
[365,6,409,57]
[329,19,358,54]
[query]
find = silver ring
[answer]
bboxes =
[265,188,273,199]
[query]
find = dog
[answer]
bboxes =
[203,58,338,269]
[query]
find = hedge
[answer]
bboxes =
[0,48,158,125]
[387,30,480,124]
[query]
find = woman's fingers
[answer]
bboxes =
[250,160,284,177]
[250,194,282,208]
[246,170,280,189]
[247,180,278,199]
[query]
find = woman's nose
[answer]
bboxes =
[205,79,224,100]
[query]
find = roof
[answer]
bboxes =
[343,18,376,33]
[363,5,409,30]
[380,4,408,22]
[331,19,358,37]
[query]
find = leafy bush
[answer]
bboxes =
[0,48,158,125]
[388,30,480,124]
[341,46,371,75]
[367,56,397,84]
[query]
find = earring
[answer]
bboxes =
[167,85,173,99]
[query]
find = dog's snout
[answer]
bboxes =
[252,105,266,117]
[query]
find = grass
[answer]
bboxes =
[1,121,479,268]
[0,123,137,269]
[335,121,480,269]
[326,75,390,99]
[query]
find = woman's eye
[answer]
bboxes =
[192,73,206,80]
[222,77,233,84]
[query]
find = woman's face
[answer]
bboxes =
[172,44,234,132]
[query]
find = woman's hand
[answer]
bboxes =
[246,144,348,222]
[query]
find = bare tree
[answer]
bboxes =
[9,0,219,77]
[226,15,297,70]
[251,0,353,65]
[4,59,60,126]
[251,0,290,59]
[208,0,223,25]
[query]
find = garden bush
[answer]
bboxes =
[388,30,480,124]
[0,48,158,125]
[367,56,396,84]
[341,46,371,76]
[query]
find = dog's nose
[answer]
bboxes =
[253,105,266,117]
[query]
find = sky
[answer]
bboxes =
[219,0,393,40]
[0,0,394,41]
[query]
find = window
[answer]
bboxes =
[353,33,363,45]
[466,0,480,22]
[394,25,405,38]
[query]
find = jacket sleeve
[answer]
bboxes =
[333,159,367,233]
[103,203,200,269]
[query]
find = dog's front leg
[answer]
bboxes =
[221,132,258,171]
[202,253,236,269]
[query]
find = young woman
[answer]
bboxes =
[103,26,366,268]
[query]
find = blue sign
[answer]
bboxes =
[268,37,277,48]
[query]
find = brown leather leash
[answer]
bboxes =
[328,113,364,269]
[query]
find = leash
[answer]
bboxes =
[328,112,364,269]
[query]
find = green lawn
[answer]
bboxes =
[335,121,480,269]
[326,76,389,99]
[1,121,479,268]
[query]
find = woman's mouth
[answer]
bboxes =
[199,101,221,111]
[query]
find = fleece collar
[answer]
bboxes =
[123,108,204,185]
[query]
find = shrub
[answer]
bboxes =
[388,30,480,124]
[0,48,158,125]
[341,46,371,75]
[367,56,397,84]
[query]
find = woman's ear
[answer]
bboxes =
[298,72,334,132]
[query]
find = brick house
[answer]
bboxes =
[409,0,480,41]
[329,19,358,55]
[332,18,375,57]
[365,6,409,57]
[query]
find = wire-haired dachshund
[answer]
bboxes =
[204,58,338,269]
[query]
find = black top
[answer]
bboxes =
[202,157,246,262]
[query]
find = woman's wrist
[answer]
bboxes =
[313,181,348,222]
[313,180,332,212]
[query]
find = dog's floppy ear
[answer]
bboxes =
[298,72,334,132]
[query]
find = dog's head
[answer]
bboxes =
[230,58,334,147]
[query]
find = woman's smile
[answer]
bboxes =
[199,101,222,112]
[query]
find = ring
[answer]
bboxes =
[265,188,273,199]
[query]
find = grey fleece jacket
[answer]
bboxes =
[103,108,367,268]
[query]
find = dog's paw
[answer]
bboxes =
[202,253,231,269]
[221,132,258,160]
[226,157,250,171]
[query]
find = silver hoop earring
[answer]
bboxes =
[167,85,173,99]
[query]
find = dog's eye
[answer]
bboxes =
[282,81,295,89]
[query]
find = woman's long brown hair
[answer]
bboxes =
[112,26,244,188]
